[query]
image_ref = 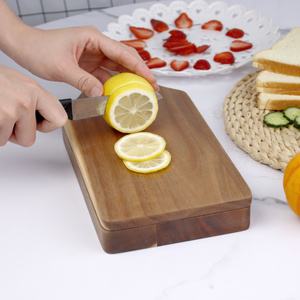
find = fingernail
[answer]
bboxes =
[91,87,102,97]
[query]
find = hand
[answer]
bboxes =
[11,25,158,97]
[0,65,67,147]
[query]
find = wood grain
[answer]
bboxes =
[63,86,252,253]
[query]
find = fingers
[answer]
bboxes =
[0,82,37,147]
[98,36,159,90]
[0,108,17,146]
[8,109,37,146]
[62,63,104,97]
[35,90,68,133]
[0,95,38,147]
[73,29,158,92]
[90,67,116,84]
[3,90,67,147]
[0,66,68,147]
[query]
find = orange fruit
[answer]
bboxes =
[283,152,300,216]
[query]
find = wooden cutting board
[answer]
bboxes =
[63,86,252,254]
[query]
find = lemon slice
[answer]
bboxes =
[103,82,158,133]
[123,150,171,173]
[114,132,166,162]
[104,72,153,96]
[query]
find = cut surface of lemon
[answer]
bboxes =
[104,72,153,96]
[114,132,166,162]
[103,82,158,133]
[123,150,171,173]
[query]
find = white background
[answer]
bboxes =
[4,0,298,29]
[0,1,299,299]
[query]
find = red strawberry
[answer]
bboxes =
[167,43,196,55]
[230,40,253,52]
[195,45,210,53]
[170,60,189,71]
[164,36,186,42]
[174,12,193,29]
[120,39,146,51]
[138,50,151,61]
[150,19,169,32]
[201,20,223,31]
[169,30,187,39]
[193,59,211,70]
[129,26,154,39]
[146,57,167,69]
[163,40,188,48]
[163,37,190,48]
[214,52,235,64]
[226,28,244,39]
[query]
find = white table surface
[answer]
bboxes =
[1,1,299,299]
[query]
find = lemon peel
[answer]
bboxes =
[123,150,171,173]
[114,132,166,162]
[103,72,152,96]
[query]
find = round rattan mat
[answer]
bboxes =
[223,71,300,172]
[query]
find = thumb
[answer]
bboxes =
[64,65,103,97]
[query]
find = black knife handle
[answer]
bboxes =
[35,98,73,123]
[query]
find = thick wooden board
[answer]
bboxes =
[63,86,252,253]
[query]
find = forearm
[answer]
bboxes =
[0,0,35,63]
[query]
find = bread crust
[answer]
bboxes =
[253,60,300,77]
[253,28,300,76]
[259,100,300,110]
[256,87,300,95]
[256,71,300,90]
[258,93,300,110]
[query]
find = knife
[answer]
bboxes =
[36,91,162,122]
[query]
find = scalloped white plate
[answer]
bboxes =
[103,0,280,76]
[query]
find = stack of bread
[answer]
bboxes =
[253,27,300,110]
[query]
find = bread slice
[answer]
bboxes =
[253,28,300,76]
[258,92,300,110]
[256,71,300,95]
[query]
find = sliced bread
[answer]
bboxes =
[258,92,300,110]
[253,27,300,76]
[256,71,300,95]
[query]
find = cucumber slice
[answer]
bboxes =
[263,111,291,128]
[294,115,300,129]
[283,106,300,122]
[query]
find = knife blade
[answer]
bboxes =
[35,91,162,122]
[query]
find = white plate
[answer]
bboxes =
[103,0,280,76]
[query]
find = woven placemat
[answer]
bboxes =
[223,71,300,172]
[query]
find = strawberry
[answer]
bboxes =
[201,20,223,31]
[146,57,167,69]
[120,39,146,51]
[230,40,253,52]
[226,28,244,39]
[195,45,210,53]
[168,30,187,39]
[163,40,188,48]
[174,12,193,29]
[167,43,196,55]
[163,37,190,48]
[150,19,169,32]
[214,52,235,64]
[129,26,154,39]
[138,50,151,61]
[170,60,189,71]
[193,59,211,70]
[164,36,186,42]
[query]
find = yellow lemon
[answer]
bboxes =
[103,72,153,96]
[114,132,166,162]
[123,150,171,173]
[103,82,158,133]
